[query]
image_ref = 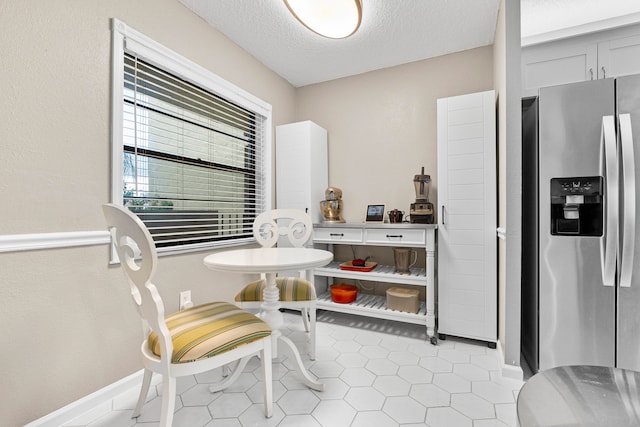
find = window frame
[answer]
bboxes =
[110,19,272,256]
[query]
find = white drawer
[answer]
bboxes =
[364,228,426,246]
[313,227,363,244]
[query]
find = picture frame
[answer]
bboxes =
[365,204,385,223]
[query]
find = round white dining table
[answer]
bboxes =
[204,247,333,391]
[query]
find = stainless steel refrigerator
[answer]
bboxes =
[522,75,640,373]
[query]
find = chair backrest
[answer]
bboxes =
[102,203,173,359]
[253,209,313,248]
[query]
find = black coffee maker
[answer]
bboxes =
[410,167,434,224]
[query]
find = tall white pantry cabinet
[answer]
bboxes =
[275,121,328,224]
[437,90,497,347]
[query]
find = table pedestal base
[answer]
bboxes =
[262,273,323,392]
[279,335,324,391]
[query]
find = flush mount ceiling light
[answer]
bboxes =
[284,0,363,39]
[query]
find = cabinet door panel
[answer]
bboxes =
[598,35,640,79]
[446,214,485,230]
[448,273,484,291]
[446,258,483,275]
[448,138,484,156]
[448,106,484,125]
[447,153,484,170]
[447,229,484,245]
[447,200,484,215]
[522,42,597,97]
[448,244,484,261]
[437,90,497,343]
[449,169,484,185]
[448,184,484,200]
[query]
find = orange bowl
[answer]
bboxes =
[330,284,358,304]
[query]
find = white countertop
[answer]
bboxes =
[313,222,437,229]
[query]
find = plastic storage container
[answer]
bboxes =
[386,287,419,313]
[330,284,358,304]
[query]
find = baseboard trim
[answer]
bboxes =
[24,370,145,427]
[497,340,524,381]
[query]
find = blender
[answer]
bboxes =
[410,167,434,224]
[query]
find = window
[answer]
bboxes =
[111,19,272,254]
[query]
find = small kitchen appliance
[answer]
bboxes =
[388,209,404,223]
[410,167,434,224]
[320,187,345,223]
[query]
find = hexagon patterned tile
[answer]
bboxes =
[65,311,523,427]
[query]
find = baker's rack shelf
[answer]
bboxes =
[314,262,427,285]
[312,223,437,343]
[316,292,428,325]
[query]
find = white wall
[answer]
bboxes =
[0,1,517,425]
[0,1,296,425]
[493,0,522,373]
[503,0,522,373]
[295,46,495,223]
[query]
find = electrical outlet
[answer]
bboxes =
[179,290,192,310]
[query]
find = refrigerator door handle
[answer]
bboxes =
[601,115,618,287]
[619,113,636,288]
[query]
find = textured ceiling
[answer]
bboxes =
[178,0,500,87]
[178,0,640,88]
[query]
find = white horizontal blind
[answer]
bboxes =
[121,53,266,251]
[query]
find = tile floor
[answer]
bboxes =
[65,311,524,427]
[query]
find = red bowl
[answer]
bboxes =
[330,284,358,304]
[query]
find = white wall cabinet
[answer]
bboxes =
[522,42,597,97]
[598,34,640,80]
[522,27,640,97]
[275,121,328,224]
[312,223,438,343]
[437,90,497,346]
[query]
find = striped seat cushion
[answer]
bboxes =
[235,277,316,302]
[148,302,271,363]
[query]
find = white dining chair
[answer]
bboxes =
[234,209,318,359]
[103,203,272,426]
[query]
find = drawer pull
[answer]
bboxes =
[330,233,344,237]
[386,234,403,239]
